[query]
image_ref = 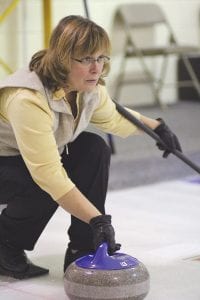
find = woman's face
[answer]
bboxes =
[67,51,107,92]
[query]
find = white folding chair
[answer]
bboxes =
[112,3,200,105]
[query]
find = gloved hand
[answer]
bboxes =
[154,118,182,158]
[89,214,121,255]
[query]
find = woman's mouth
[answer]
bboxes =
[86,79,97,84]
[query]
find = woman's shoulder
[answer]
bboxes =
[0,67,46,97]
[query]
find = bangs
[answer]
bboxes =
[73,24,111,58]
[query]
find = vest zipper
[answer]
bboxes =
[66,145,69,155]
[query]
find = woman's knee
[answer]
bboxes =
[79,132,111,158]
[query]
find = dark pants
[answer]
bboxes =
[0,132,111,251]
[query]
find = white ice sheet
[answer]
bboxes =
[1,177,200,299]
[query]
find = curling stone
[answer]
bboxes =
[64,243,150,300]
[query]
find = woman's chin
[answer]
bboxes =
[82,86,97,93]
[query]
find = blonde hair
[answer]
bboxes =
[29,15,111,91]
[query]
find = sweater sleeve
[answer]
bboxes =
[5,88,75,200]
[91,85,141,137]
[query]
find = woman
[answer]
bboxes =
[0,15,181,279]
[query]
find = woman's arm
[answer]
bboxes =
[139,115,160,130]
[57,186,101,223]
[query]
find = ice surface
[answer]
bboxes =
[1,178,200,299]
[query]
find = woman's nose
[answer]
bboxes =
[89,61,102,73]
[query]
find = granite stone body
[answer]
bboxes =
[64,260,150,300]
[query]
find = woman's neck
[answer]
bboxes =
[64,88,77,103]
[64,91,78,118]
[67,91,77,103]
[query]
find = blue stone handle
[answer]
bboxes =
[75,242,138,269]
[91,243,109,265]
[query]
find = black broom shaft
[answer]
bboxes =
[114,101,200,174]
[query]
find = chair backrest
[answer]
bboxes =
[117,3,166,28]
[112,2,175,51]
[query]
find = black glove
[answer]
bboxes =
[89,215,121,255]
[154,118,182,158]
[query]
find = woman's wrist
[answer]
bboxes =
[140,115,161,130]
